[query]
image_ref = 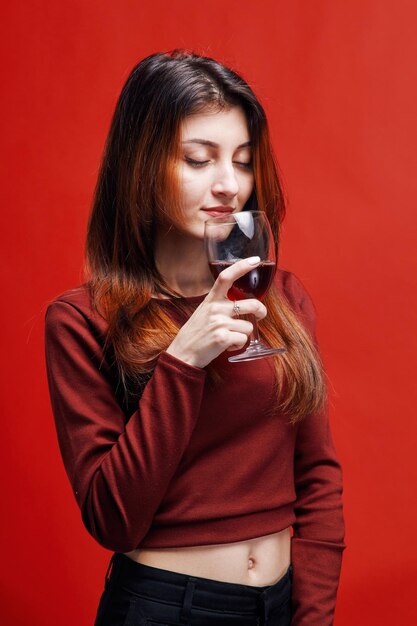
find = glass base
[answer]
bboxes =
[228,341,287,363]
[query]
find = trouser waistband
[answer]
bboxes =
[106,552,292,618]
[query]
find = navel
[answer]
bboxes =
[248,557,255,569]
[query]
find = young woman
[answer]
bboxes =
[44,50,346,625]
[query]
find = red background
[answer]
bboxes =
[1,1,416,624]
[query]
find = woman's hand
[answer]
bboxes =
[165,257,267,368]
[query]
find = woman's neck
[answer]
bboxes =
[154,228,214,297]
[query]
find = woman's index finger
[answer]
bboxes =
[206,256,261,301]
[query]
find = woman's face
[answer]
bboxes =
[173,105,254,239]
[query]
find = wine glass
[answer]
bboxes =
[204,210,287,362]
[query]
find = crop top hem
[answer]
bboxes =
[136,504,296,549]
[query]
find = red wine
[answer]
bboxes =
[209,261,276,301]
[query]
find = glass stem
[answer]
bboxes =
[249,314,261,344]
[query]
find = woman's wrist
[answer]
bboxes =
[165,343,201,369]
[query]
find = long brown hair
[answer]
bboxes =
[84,49,327,423]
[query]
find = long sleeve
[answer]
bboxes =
[44,299,207,552]
[283,273,346,625]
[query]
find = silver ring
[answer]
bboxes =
[232,301,240,318]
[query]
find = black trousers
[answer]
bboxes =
[94,552,292,626]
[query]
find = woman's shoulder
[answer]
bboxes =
[274,267,317,328]
[44,283,108,335]
[49,283,91,305]
[275,267,314,305]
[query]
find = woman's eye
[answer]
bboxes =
[184,157,252,169]
[185,157,209,167]
[234,161,252,170]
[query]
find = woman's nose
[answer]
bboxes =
[211,162,239,198]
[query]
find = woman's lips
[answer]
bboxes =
[202,207,235,217]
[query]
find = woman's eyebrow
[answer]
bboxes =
[182,139,251,148]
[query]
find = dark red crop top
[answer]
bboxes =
[44,268,345,624]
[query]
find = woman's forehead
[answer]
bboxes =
[180,106,251,146]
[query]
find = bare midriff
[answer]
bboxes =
[124,526,291,587]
